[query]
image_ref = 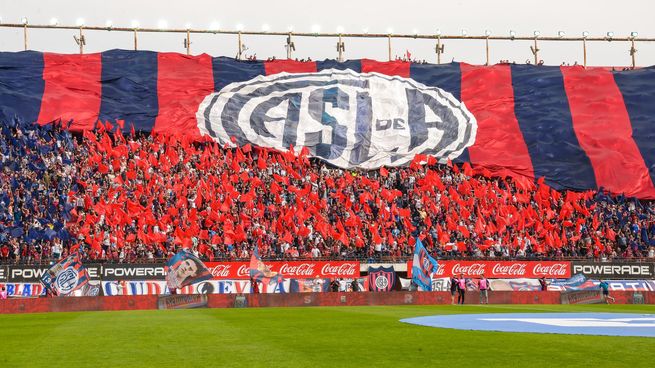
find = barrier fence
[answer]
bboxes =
[1,260,654,300]
[1,260,654,283]
[1,291,653,314]
[1,22,652,67]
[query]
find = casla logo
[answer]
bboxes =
[197,69,477,169]
[55,268,79,295]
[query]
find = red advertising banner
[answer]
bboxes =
[407,260,571,279]
[205,261,360,279]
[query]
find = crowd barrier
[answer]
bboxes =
[1,291,653,314]
[3,260,653,283]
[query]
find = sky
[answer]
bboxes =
[0,0,653,66]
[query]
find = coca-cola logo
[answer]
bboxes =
[320,263,357,276]
[491,263,526,276]
[433,264,446,276]
[279,263,316,276]
[237,265,250,277]
[209,264,233,278]
[452,263,486,276]
[532,263,568,276]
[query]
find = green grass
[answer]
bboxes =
[0,304,654,367]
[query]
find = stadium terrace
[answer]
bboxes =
[0,118,653,265]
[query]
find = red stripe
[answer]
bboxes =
[360,59,409,77]
[561,66,655,198]
[38,53,102,130]
[460,63,534,180]
[264,60,317,75]
[153,53,214,139]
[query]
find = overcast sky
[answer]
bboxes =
[1,0,653,66]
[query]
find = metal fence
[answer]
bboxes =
[0,22,652,67]
[2,255,655,266]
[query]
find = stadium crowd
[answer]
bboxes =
[1,119,655,264]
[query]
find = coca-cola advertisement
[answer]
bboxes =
[407,261,571,279]
[204,261,360,280]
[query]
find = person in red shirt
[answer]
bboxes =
[0,244,9,260]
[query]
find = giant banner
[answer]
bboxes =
[1,51,655,196]
[407,260,571,279]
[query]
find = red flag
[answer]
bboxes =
[82,129,96,142]
[462,162,474,177]
[97,162,109,174]
[379,166,389,177]
[458,225,470,238]
[257,150,268,170]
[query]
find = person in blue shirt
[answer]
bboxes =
[599,280,615,304]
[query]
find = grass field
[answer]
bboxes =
[0,304,654,367]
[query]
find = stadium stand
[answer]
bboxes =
[1,119,654,264]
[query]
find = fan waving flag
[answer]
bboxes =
[165,250,212,290]
[40,253,90,296]
[412,237,438,291]
[3,51,655,197]
[249,247,284,285]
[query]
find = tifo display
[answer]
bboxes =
[0,51,654,307]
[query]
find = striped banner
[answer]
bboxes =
[1,51,654,197]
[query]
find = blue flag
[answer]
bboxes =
[40,253,90,296]
[412,238,438,291]
[249,247,284,286]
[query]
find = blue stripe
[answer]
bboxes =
[98,50,159,131]
[316,60,362,72]
[212,57,265,92]
[510,65,596,190]
[0,51,44,124]
[410,62,469,163]
[613,66,655,187]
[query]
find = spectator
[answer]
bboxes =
[478,273,489,304]
[599,280,615,303]
[457,273,466,305]
[450,276,458,304]
[1,119,655,265]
